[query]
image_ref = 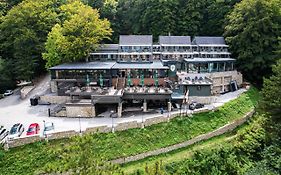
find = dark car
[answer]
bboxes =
[189,102,204,110]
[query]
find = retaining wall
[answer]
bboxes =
[47,130,79,140]
[115,121,141,131]
[84,125,111,134]
[7,135,42,148]
[20,86,35,99]
[144,116,169,127]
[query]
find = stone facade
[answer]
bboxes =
[50,80,58,93]
[209,70,243,94]
[65,105,94,118]
[39,95,71,104]
[188,96,216,104]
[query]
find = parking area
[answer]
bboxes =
[0,75,247,139]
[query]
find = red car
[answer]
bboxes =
[26,123,40,136]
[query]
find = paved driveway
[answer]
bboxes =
[0,74,247,137]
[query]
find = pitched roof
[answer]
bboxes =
[119,35,153,45]
[159,36,191,45]
[192,36,226,45]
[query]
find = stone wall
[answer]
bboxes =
[7,135,42,148]
[40,95,71,104]
[47,130,79,140]
[84,125,111,134]
[20,86,35,99]
[111,110,255,164]
[188,96,216,104]
[65,105,94,118]
[50,81,58,93]
[209,71,243,94]
[144,116,168,127]
[115,121,141,131]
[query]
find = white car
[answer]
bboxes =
[43,122,55,138]
[4,90,13,96]
[8,123,24,140]
[0,127,9,143]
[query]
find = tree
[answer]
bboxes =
[0,0,62,80]
[224,0,281,86]
[176,0,213,36]
[261,59,281,116]
[43,0,112,68]
[0,58,15,93]
[0,0,23,16]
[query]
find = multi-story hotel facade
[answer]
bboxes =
[48,35,242,117]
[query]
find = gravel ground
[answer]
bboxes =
[0,74,247,138]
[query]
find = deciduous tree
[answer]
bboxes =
[0,0,62,80]
[261,59,281,116]
[224,0,281,86]
[43,0,112,68]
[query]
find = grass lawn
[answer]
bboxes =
[121,122,249,174]
[0,88,260,175]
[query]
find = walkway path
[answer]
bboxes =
[111,110,255,164]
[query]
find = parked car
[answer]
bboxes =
[0,94,4,99]
[4,90,13,96]
[8,123,24,140]
[26,123,40,136]
[43,122,54,137]
[0,127,9,143]
[189,102,204,110]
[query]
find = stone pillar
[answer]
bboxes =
[55,70,59,79]
[117,102,122,118]
[92,105,96,117]
[222,76,225,92]
[168,101,172,112]
[143,99,147,112]
[50,81,58,93]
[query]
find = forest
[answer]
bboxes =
[0,0,280,174]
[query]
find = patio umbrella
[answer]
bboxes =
[86,74,90,86]
[140,72,144,87]
[99,74,103,87]
[154,71,158,87]
[127,72,132,87]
